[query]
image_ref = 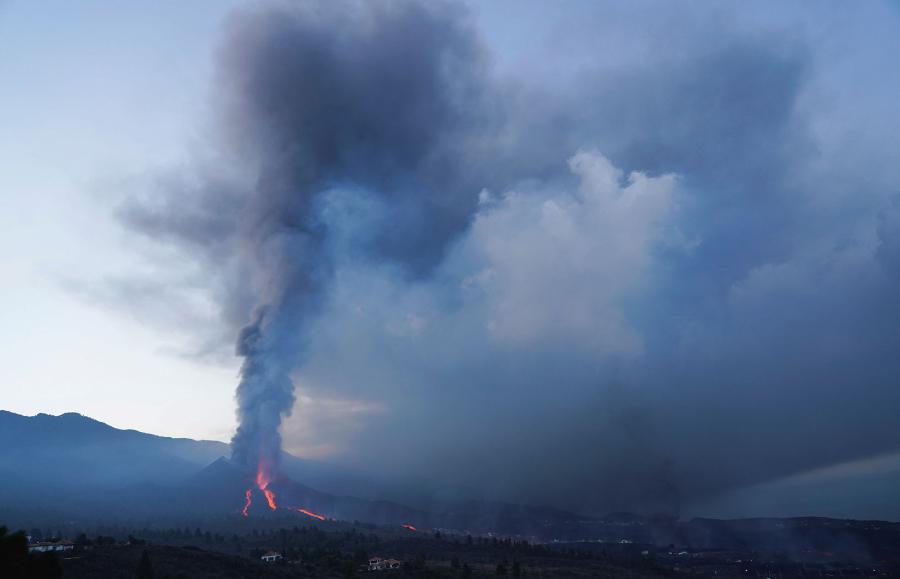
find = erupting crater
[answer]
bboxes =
[239,461,327,521]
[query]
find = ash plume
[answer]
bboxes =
[203,0,493,474]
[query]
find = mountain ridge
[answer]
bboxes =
[0,409,589,536]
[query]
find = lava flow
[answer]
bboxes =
[296,508,326,521]
[239,460,278,516]
[256,462,278,511]
[239,460,329,521]
[401,524,418,532]
[262,488,277,510]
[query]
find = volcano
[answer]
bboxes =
[179,457,430,526]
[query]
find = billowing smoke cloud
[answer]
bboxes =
[124,0,498,474]
[118,0,900,515]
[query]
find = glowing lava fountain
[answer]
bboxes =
[239,461,327,521]
[255,462,277,510]
[240,460,278,517]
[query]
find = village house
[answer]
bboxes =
[368,556,402,571]
[260,550,283,563]
[28,540,74,553]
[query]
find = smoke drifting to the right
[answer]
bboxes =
[120,0,900,516]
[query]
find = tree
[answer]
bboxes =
[461,563,473,579]
[1,527,61,579]
[496,561,507,575]
[512,560,521,577]
[413,553,426,570]
[1,527,29,579]
[136,549,154,579]
[340,558,357,579]
[27,552,61,579]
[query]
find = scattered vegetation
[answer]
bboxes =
[0,526,62,579]
[4,519,899,578]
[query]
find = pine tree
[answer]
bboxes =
[0,527,29,579]
[27,552,61,579]
[136,549,154,579]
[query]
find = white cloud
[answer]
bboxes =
[459,150,677,354]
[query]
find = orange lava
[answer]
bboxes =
[242,459,325,520]
[263,488,278,510]
[254,459,278,510]
[297,508,326,521]
[401,524,417,532]
[255,464,271,490]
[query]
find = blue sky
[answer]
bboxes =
[0,1,240,440]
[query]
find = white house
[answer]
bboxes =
[261,550,283,563]
[28,540,74,553]
[368,557,402,571]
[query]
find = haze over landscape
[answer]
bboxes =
[3,1,900,577]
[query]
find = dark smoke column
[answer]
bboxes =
[219,0,492,477]
[230,309,297,477]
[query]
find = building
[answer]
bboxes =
[261,550,283,563]
[28,540,74,553]
[368,557,402,571]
